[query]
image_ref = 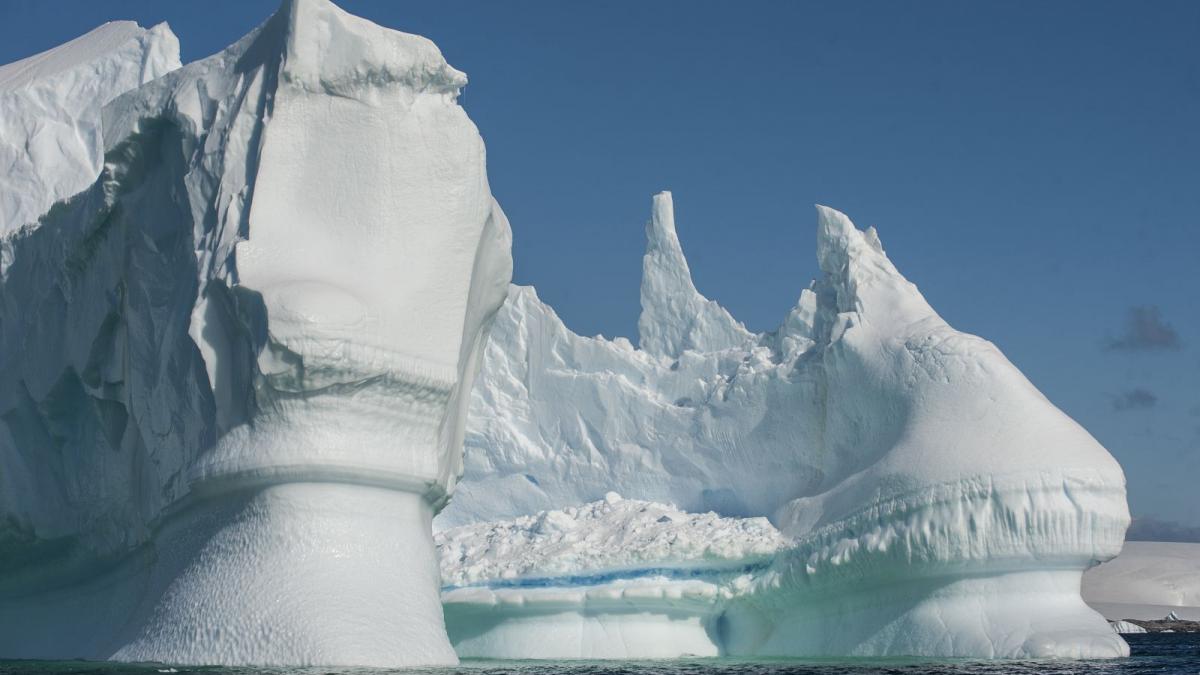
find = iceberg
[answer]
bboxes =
[0,0,510,667]
[1083,542,1200,621]
[1109,620,1148,634]
[440,192,1131,658]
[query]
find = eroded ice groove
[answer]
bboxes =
[0,0,511,666]
[440,193,1130,658]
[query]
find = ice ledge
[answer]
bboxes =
[281,0,467,98]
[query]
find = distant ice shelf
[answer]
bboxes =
[1084,542,1200,622]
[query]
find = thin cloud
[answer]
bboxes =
[1107,306,1182,351]
[1126,516,1200,543]
[1112,388,1158,411]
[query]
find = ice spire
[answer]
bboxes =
[637,191,750,357]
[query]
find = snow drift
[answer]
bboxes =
[439,192,1130,659]
[0,0,511,666]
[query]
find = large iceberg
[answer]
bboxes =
[439,191,1130,658]
[0,0,510,666]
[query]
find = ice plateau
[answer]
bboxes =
[438,191,1131,659]
[0,0,511,667]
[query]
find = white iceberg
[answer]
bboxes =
[440,191,1130,658]
[1084,542,1200,621]
[0,0,510,667]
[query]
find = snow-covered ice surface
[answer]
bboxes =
[0,21,179,241]
[1083,542,1200,621]
[438,492,785,587]
[0,0,510,667]
[438,192,1130,659]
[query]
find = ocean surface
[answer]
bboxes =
[1,634,1196,675]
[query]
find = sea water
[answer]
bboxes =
[1,634,1196,675]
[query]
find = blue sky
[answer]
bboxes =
[3,1,1198,530]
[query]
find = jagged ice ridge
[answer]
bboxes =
[439,191,1131,659]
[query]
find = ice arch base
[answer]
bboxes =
[0,483,454,666]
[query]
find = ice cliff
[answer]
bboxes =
[0,0,510,666]
[439,192,1131,659]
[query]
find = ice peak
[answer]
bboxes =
[815,203,862,275]
[278,0,466,98]
[638,192,751,357]
[650,191,678,241]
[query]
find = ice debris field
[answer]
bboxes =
[0,0,1168,668]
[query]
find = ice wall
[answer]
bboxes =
[0,0,511,666]
[442,192,1130,658]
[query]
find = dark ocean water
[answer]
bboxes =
[1,634,1197,675]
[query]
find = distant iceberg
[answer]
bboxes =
[440,191,1131,659]
[1110,620,1147,634]
[1084,542,1200,622]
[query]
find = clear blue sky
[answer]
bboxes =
[3,1,1198,532]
